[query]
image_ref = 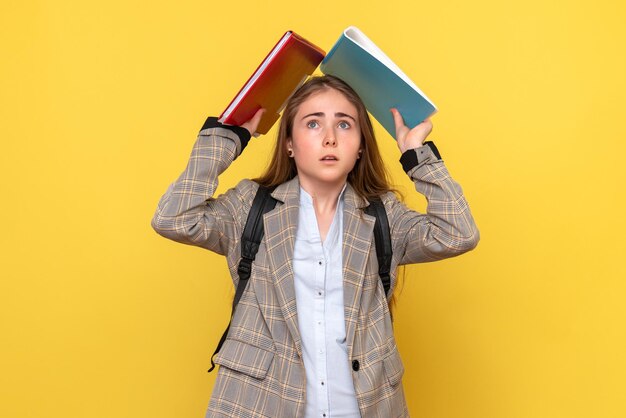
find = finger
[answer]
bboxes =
[251,108,265,125]
[420,118,433,130]
[242,108,266,135]
[419,118,433,137]
[390,108,406,129]
[390,108,407,140]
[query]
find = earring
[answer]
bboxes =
[357,149,363,159]
[287,149,294,157]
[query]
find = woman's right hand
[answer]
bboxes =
[241,108,266,136]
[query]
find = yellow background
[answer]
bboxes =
[1,0,625,417]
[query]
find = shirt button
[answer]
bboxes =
[321,381,325,386]
[352,359,360,371]
[318,291,322,296]
[318,261,322,265]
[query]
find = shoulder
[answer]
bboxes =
[234,178,260,195]
[379,191,399,203]
[225,179,262,212]
[379,191,403,214]
[376,190,417,230]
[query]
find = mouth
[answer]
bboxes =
[320,155,338,161]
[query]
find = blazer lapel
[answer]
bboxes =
[341,185,375,357]
[260,177,303,356]
[253,179,374,359]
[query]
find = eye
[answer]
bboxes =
[306,120,319,129]
[338,121,351,129]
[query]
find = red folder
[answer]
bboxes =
[218,31,325,135]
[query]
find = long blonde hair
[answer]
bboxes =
[254,75,393,201]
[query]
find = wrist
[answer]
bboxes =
[399,140,425,154]
[199,117,252,153]
[399,141,442,172]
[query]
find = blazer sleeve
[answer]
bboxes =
[386,142,480,264]
[151,122,256,257]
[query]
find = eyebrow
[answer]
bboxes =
[301,112,356,122]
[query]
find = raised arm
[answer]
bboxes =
[386,110,480,264]
[151,110,264,255]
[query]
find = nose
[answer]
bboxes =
[323,134,337,147]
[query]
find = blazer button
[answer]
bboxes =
[352,360,360,371]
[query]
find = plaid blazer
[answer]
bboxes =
[152,126,479,418]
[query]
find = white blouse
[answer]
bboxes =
[293,186,361,418]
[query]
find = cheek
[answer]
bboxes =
[291,138,305,153]
[342,131,362,152]
[291,131,316,151]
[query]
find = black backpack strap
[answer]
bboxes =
[365,198,393,297]
[208,184,277,372]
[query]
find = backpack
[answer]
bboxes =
[208,185,392,372]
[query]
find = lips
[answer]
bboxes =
[320,155,338,161]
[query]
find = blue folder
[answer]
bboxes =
[321,27,437,139]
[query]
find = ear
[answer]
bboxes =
[286,138,293,150]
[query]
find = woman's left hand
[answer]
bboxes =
[391,108,433,153]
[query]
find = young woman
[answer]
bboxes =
[152,75,479,417]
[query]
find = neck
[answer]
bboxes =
[299,178,346,243]
[299,178,346,214]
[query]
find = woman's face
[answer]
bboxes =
[287,88,362,190]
